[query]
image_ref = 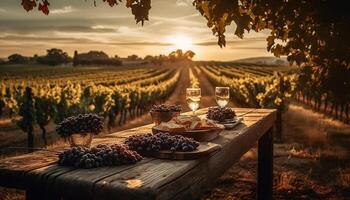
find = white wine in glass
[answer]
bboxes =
[186,88,201,114]
[215,87,230,108]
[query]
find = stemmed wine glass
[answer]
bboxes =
[215,87,230,108]
[186,88,201,115]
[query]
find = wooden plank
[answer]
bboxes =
[25,164,76,199]
[47,158,156,200]
[94,159,197,200]
[0,150,59,188]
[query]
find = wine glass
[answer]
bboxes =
[186,88,201,115]
[215,87,230,108]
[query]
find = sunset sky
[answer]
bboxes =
[0,0,272,60]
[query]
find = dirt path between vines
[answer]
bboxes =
[193,66,241,108]
[110,63,192,132]
[193,66,217,108]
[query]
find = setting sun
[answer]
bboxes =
[170,35,193,50]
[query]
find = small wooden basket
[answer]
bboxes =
[68,133,93,148]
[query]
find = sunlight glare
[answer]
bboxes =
[170,35,193,50]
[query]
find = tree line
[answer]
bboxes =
[2,48,196,66]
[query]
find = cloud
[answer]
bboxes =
[0,34,171,46]
[0,35,94,44]
[176,0,192,6]
[51,6,76,14]
[174,25,209,33]
[150,14,201,27]
[108,41,171,46]
[194,37,266,46]
[0,24,121,35]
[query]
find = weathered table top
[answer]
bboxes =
[0,108,276,200]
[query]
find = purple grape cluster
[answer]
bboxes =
[58,144,142,169]
[150,104,182,112]
[56,114,104,137]
[125,132,200,153]
[206,107,236,122]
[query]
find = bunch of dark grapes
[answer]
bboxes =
[58,144,142,169]
[206,107,236,122]
[56,113,104,137]
[150,104,182,112]
[125,132,200,153]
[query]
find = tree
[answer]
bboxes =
[168,49,195,62]
[74,51,122,66]
[79,51,109,60]
[37,48,71,66]
[184,50,195,60]
[145,54,168,65]
[73,50,78,66]
[8,54,29,64]
[127,54,140,61]
[143,55,153,61]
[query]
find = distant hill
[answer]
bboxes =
[232,56,288,65]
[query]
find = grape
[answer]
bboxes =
[150,104,182,112]
[124,132,200,154]
[58,144,142,169]
[56,113,104,137]
[206,107,236,122]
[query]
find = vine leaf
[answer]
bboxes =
[21,0,36,12]
[266,35,275,51]
[103,0,120,7]
[38,1,50,15]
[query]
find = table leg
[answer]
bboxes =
[257,127,273,200]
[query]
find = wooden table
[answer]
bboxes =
[0,108,276,200]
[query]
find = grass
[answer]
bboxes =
[200,102,350,200]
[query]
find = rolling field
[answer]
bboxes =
[0,61,295,152]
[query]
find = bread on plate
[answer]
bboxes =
[157,121,186,132]
[173,115,201,126]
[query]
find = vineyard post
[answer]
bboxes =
[17,87,35,152]
[25,88,35,151]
